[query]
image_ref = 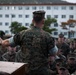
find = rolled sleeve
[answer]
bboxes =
[8,37,16,47]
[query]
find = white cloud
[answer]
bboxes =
[65,0,76,3]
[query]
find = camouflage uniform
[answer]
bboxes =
[56,33,70,57]
[14,26,55,75]
[2,51,16,62]
[0,46,7,61]
[56,42,70,57]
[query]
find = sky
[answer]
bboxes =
[65,0,76,3]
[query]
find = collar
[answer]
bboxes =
[31,26,42,30]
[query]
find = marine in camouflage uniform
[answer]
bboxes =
[14,26,55,75]
[56,33,70,57]
[0,11,55,75]
[0,46,7,61]
[0,31,7,61]
[2,46,16,62]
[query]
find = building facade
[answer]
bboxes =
[0,0,76,38]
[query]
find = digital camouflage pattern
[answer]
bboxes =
[0,46,7,61]
[14,26,55,74]
[2,51,16,62]
[56,42,70,57]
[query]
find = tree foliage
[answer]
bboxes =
[43,17,57,33]
[31,17,57,33]
[10,17,57,34]
[10,21,27,34]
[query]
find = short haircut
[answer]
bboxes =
[33,10,45,23]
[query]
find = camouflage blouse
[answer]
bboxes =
[14,26,55,70]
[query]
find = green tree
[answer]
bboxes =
[31,17,57,33]
[10,21,27,34]
[43,17,57,33]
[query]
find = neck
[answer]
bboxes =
[34,23,43,29]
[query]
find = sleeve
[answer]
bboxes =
[47,36,55,50]
[46,34,55,55]
[8,37,16,47]
[49,45,58,56]
[13,30,25,45]
[2,53,8,61]
[13,33,21,45]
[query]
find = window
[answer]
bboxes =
[54,6,58,10]
[54,23,58,27]
[5,30,9,34]
[32,6,37,10]
[5,6,9,10]
[19,15,22,18]
[62,15,66,18]
[5,14,9,18]
[12,14,15,18]
[54,15,58,18]
[5,22,9,26]
[18,6,22,10]
[64,32,67,35]
[0,14,2,18]
[47,15,51,18]
[70,32,74,37]
[25,6,29,10]
[25,15,29,18]
[47,6,51,10]
[39,6,44,10]
[12,6,16,10]
[54,32,58,35]
[69,15,74,19]
[61,6,66,10]
[0,6,2,10]
[69,23,74,27]
[69,6,74,10]
[0,22,2,26]
[25,23,29,26]
[19,23,22,25]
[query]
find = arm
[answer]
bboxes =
[47,36,55,55]
[2,39,10,46]
[0,38,10,47]
[0,31,24,47]
[0,37,15,47]
[2,53,8,61]
[49,45,58,56]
